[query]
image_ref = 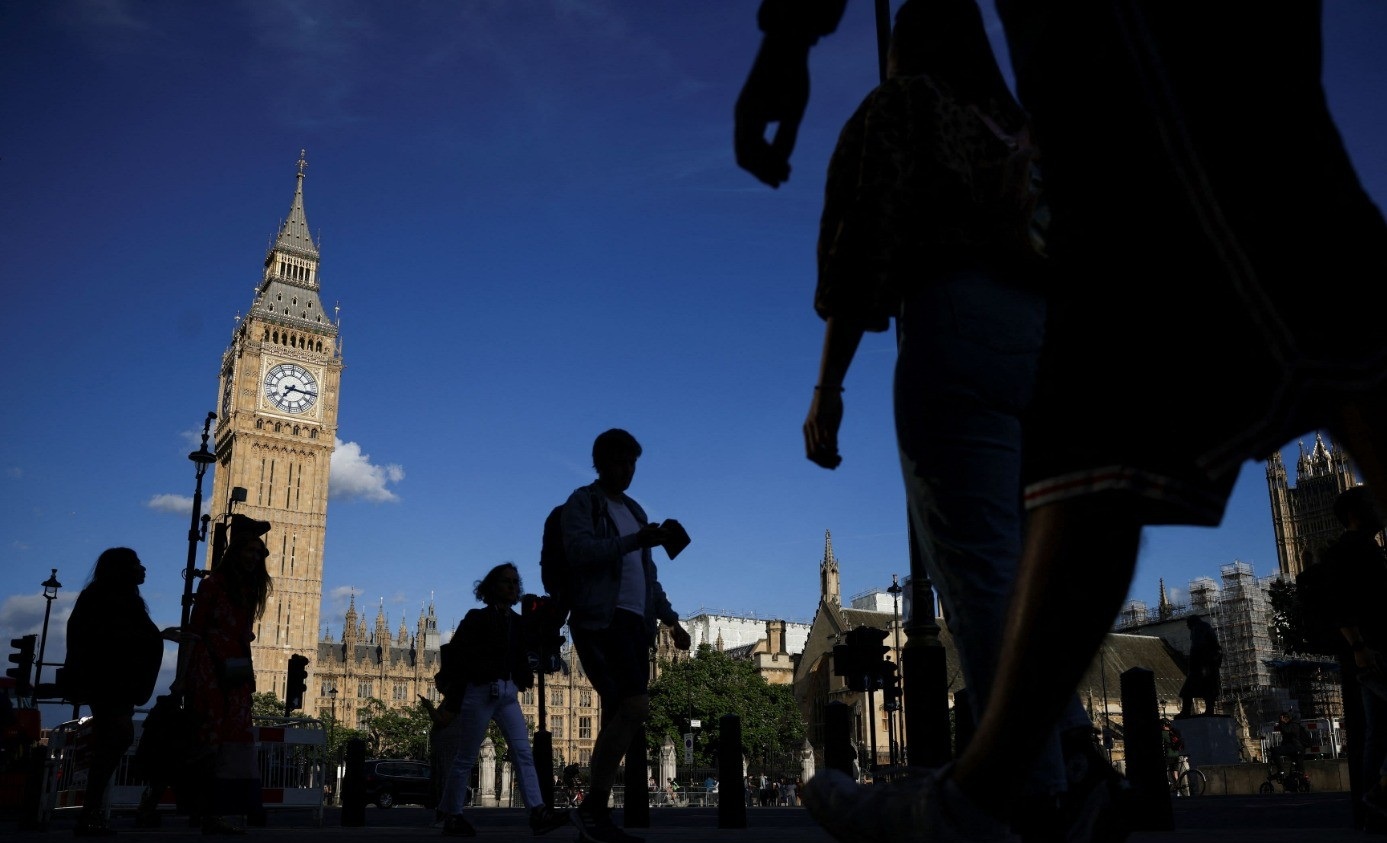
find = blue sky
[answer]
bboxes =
[3,1,1386,725]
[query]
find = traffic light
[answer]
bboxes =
[7,634,36,695]
[880,660,901,710]
[285,653,309,716]
[835,627,889,692]
[521,593,567,674]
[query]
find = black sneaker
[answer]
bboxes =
[530,806,570,836]
[574,806,643,843]
[442,814,476,837]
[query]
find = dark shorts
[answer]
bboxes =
[1008,2,1387,526]
[570,609,650,705]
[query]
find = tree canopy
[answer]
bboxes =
[646,644,804,769]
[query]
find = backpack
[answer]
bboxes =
[434,638,459,697]
[540,504,573,620]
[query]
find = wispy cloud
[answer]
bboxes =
[330,438,404,503]
[146,493,195,514]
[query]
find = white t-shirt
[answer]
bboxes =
[606,497,646,617]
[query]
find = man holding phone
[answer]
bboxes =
[561,428,691,843]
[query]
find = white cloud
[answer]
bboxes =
[330,438,404,503]
[146,493,195,514]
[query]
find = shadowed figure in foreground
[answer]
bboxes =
[738,1,1387,841]
[798,1,1116,839]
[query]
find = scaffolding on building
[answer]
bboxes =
[1116,561,1340,730]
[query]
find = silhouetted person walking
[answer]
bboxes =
[562,429,691,843]
[187,516,272,835]
[434,563,568,837]
[65,548,178,837]
[740,2,1387,841]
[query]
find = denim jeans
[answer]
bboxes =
[438,678,543,814]
[895,270,1086,794]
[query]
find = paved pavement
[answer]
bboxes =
[2,794,1377,842]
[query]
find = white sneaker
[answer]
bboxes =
[802,768,1016,843]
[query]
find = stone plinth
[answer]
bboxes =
[1173,714,1242,766]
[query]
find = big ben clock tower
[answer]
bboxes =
[208,151,342,700]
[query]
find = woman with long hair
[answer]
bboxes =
[187,523,272,835]
[435,563,568,837]
[66,547,178,836]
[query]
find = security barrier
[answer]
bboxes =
[41,713,326,825]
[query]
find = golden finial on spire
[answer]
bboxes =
[297,149,308,176]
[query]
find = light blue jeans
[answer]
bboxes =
[438,678,543,814]
[895,269,1088,795]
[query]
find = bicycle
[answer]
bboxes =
[1168,756,1207,797]
[1260,761,1311,795]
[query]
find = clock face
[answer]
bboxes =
[221,376,234,416]
[263,363,319,414]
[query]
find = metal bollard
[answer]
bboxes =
[340,738,367,827]
[953,687,975,757]
[1120,667,1171,831]
[902,525,953,767]
[824,701,855,778]
[623,729,650,828]
[717,714,746,828]
[534,728,555,808]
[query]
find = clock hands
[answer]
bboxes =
[282,384,318,398]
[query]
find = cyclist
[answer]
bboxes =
[1162,720,1186,781]
[1270,711,1312,775]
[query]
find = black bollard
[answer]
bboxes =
[953,687,974,757]
[340,738,367,827]
[717,714,746,828]
[902,526,952,767]
[534,728,555,808]
[1120,667,1171,831]
[623,730,649,828]
[823,701,855,778]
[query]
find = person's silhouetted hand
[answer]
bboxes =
[804,387,843,468]
[669,623,692,651]
[636,522,670,549]
[735,35,812,188]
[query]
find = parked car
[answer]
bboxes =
[362,758,435,809]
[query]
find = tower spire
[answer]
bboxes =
[274,149,318,258]
[820,529,841,607]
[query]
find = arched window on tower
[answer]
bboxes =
[275,422,282,433]
[256,419,264,430]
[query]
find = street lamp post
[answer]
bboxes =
[32,569,62,705]
[328,686,339,804]
[887,574,904,765]
[178,413,218,671]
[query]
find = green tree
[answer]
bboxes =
[1268,577,1312,654]
[647,644,804,769]
[251,690,286,719]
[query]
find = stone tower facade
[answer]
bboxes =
[208,152,343,700]
[1265,433,1358,578]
